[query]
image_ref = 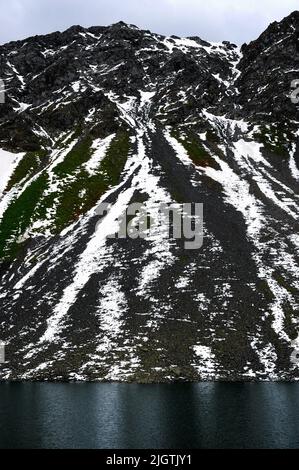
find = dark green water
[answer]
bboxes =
[0,382,299,449]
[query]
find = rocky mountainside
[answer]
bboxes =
[0,11,299,382]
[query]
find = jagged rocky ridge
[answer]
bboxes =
[0,12,299,381]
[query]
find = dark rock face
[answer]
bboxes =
[0,13,298,382]
[235,11,299,121]
[0,20,242,150]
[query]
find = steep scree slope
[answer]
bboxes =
[0,13,299,381]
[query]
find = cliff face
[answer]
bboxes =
[0,13,299,382]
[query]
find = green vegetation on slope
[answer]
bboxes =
[6,150,47,191]
[0,130,130,260]
[171,129,218,168]
[54,135,93,177]
[0,175,48,260]
[54,130,130,231]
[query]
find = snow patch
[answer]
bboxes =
[0,149,25,195]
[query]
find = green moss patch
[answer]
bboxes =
[6,150,47,191]
[171,129,218,168]
[51,130,130,232]
[0,174,48,260]
[0,130,131,260]
[54,134,93,177]
[273,272,298,297]
[257,279,275,302]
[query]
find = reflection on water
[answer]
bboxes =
[0,382,299,449]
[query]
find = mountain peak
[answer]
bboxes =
[109,20,139,30]
[284,9,299,24]
[111,20,127,26]
[264,9,299,37]
[240,9,299,59]
[64,25,86,34]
